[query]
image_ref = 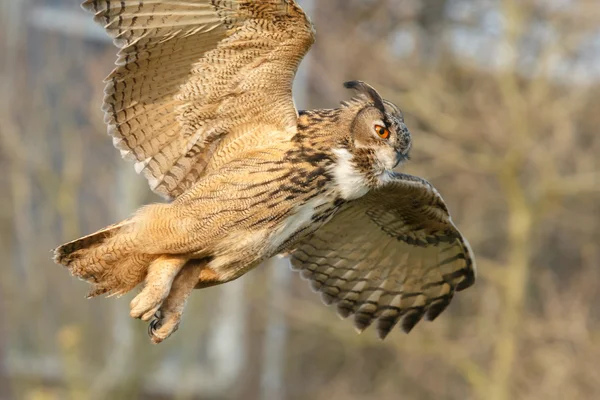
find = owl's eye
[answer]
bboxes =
[374,125,390,139]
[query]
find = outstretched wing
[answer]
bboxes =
[290,173,475,339]
[83,0,315,199]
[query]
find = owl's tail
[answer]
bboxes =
[53,216,157,298]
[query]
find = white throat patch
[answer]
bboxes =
[331,148,370,200]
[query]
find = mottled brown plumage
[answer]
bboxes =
[54,0,475,344]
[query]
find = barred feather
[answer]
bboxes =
[82,0,315,199]
[291,173,475,339]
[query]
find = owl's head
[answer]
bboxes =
[342,81,411,171]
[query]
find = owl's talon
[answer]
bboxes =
[148,319,157,337]
[148,311,181,344]
[129,256,187,320]
[149,317,162,333]
[145,261,204,344]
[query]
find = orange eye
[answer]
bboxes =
[375,125,390,139]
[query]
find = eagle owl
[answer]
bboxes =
[54,0,475,344]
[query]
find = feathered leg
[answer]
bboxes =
[129,255,189,321]
[148,259,206,344]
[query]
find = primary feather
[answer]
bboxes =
[84,0,315,199]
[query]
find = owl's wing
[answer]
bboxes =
[289,173,476,339]
[83,0,315,199]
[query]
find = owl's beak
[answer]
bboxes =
[394,152,407,168]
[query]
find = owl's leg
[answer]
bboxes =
[130,255,188,321]
[147,259,206,344]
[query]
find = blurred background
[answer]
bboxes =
[1,0,600,399]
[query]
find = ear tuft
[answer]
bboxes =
[343,81,386,113]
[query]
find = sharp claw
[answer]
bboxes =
[147,311,182,344]
[148,317,163,338]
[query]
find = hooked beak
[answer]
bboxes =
[394,152,408,168]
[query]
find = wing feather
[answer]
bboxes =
[290,173,475,339]
[82,0,315,199]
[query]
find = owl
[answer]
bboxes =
[54,0,475,344]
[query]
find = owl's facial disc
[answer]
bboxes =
[344,81,411,172]
[371,115,411,170]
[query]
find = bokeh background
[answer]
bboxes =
[1,0,600,399]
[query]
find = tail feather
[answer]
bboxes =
[53,219,131,265]
[53,218,155,297]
